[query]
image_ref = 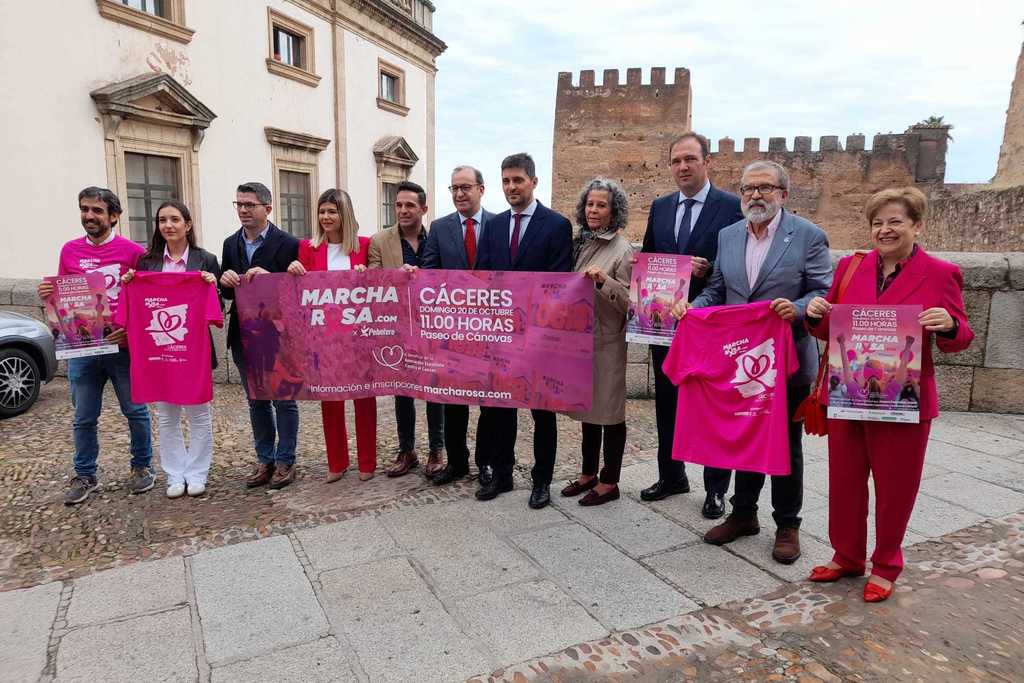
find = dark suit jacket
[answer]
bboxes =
[475,202,572,273]
[422,209,495,270]
[136,245,222,368]
[220,222,299,348]
[640,185,743,301]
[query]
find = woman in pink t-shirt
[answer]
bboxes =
[287,188,377,483]
[805,187,973,602]
[123,201,221,499]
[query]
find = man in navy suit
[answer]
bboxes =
[421,165,497,487]
[219,181,300,491]
[639,132,744,519]
[475,153,573,509]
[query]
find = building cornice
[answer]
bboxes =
[264,127,332,152]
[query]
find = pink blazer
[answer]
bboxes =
[809,247,973,420]
[298,236,371,272]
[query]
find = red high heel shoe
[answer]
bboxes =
[863,579,894,603]
[808,565,865,582]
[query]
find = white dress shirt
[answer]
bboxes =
[509,198,538,245]
[460,208,484,240]
[674,180,711,241]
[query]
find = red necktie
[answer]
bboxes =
[510,213,523,262]
[464,217,476,268]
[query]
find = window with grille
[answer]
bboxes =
[381,182,398,229]
[279,170,311,238]
[125,153,180,244]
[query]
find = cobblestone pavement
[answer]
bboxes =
[1,381,1023,682]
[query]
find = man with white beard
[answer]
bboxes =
[672,160,833,565]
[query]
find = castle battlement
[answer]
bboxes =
[557,67,690,90]
[713,133,920,155]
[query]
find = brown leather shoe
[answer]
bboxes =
[424,449,445,477]
[772,527,802,564]
[268,463,296,490]
[245,463,274,488]
[386,450,419,478]
[703,514,760,546]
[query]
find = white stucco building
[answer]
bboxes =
[0,0,445,278]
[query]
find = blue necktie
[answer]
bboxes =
[676,198,696,254]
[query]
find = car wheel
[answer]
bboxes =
[0,348,41,418]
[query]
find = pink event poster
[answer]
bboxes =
[235,269,595,411]
[43,273,119,360]
[826,304,924,423]
[626,253,692,346]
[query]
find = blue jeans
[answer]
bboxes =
[231,344,299,465]
[68,350,152,478]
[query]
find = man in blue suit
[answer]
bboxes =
[639,132,744,519]
[422,165,496,487]
[475,153,573,509]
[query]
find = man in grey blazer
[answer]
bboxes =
[421,165,496,486]
[678,160,833,564]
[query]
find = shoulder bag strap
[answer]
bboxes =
[811,251,868,393]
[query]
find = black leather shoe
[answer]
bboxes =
[640,478,690,502]
[475,477,512,501]
[702,492,726,519]
[528,483,551,509]
[478,465,494,487]
[432,466,469,486]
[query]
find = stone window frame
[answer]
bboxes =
[377,59,409,117]
[95,0,194,44]
[266,9,321,88]
[91,74,215,245]
[265,127,330,239]
[373,136,418,229]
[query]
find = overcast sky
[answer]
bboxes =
[431,1,1022,216]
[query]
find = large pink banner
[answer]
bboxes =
[235,270,595,410]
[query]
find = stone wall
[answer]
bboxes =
[993,40,1024,188]
[624,250,1024,415]
[924,185,1024,252]
[552,67,692,241]
[4,250,1021,413]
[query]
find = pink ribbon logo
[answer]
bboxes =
[373,345,405,370]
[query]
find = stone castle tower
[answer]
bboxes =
[993,36,1024,187]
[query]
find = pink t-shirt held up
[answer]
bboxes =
[57,234,144,315]
[662,301,798,476]
[115,272,223,405]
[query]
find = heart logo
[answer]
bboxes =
[157,310,183,333]
[373,345,405,369]
[103,273,117,290]
[742,353,770,380]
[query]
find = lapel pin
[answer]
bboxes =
[783,236,791,243]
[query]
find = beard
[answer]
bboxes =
[742,199,780,224]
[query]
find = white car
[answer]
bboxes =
[0,311,57,418]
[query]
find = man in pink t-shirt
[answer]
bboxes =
[675,161,833,565]
[37,187,153,505]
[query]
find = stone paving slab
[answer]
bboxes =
[552,495,700,557]
[451,579,607,666]
[294,515,400,574]
[0,581,61,683]
[908,493,988,538]
[318,557,489,682]
[511,523,698,631]
[928,422,1024,458]
[379,503,539,597]
[65,556,187,627]
[644,543,785,607]
[920,471,1024,517]
[799,508,929,551]
[211,637,355,683]
[190,535,329,666]
[55,607,195,683]
[923,442,1024,491]
[473,489,570,533]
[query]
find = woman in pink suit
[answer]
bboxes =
[805,187,973,602]
[287,188,377,482]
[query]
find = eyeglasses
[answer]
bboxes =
[739,184,784,196]
[233,201,267,210]
[448,184,480,194]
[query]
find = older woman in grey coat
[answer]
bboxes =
[562,178,634,506]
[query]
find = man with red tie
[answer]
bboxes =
[475,153,574,509]
[421,166,496,486]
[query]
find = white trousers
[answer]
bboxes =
[155,402,214,486]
